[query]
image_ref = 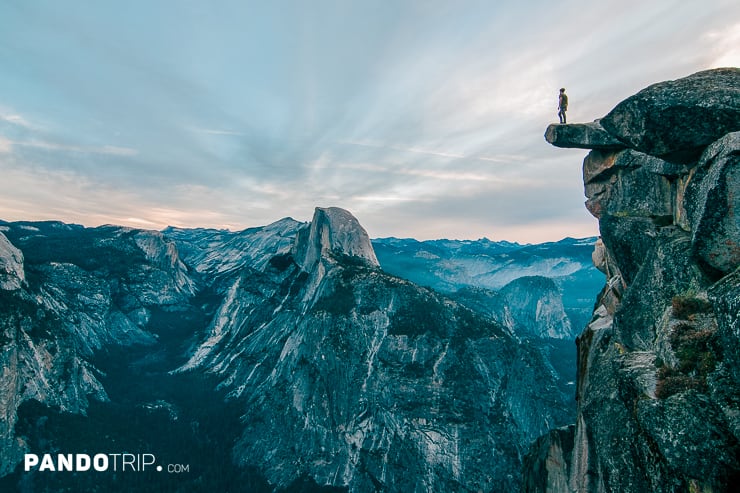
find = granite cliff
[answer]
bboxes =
[174,207,573,492]
[527,68,740,492]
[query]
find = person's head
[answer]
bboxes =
[560,88,565,93]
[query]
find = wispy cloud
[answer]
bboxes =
[475,155,527,163]
[0,113,35,129]
[392,168,504,183]
[3,138,138,156]
[354,195,424,203]
[339,139,465,159]
[338,139,525,164]
[187,127,247,137]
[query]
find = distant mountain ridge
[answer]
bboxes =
[372,236,604,339]
[372,236,597,289]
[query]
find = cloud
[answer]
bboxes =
[705,22,740,67]
[9,139,138,156]
[0,112,35,129]
[187,127,247,137]
[340,140,467,159]
[1,0,738,241]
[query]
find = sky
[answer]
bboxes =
[1,0,738,242]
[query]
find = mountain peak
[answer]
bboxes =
[293,207,379,271]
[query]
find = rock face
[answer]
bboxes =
[0,222,195,476]
[0,232,24,291]
[177,208,572,492]
[528,68,740,492]
[495,276,573,339]
[294,207,380,272]
[522,425,575,493]
[685,131,740,274]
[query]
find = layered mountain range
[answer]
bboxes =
[372,236,603,339]
[526,68,740,492]
[0,207,582,491]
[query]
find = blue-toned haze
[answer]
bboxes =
[1,0,738,241]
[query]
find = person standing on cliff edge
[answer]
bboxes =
[558,88,568,124]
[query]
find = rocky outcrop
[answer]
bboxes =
[132,229,196,302]
[600,68,740,163]
[293,207,380,302]
[496,276,574,339]
[522,425,575,493]
[294,206,380,271]
[545,120,625,150]
[529,68,740,492]
[0,232,24,291]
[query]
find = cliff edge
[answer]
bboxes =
[527,68,740,492]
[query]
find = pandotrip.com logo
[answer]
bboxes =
[24,453,190,474]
